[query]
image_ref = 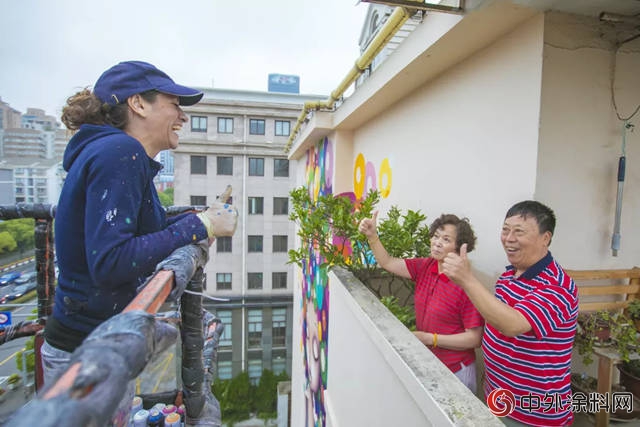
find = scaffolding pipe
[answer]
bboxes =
[7,310,179,427]
[3,239,221,426]
[34,218,56,318]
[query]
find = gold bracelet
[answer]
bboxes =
[368,235,380,245]
[433,332,438,348]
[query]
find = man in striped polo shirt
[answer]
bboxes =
[442,200,578,426]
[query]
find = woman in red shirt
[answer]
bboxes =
[359,213,484,392]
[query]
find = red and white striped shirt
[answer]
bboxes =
[483,252,578,426]
[406,257,484,373]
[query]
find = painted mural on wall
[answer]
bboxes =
[301,138,393,427]
[353,152,392,200]
[302,137,332,427]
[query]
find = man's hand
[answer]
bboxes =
[442,243,472,287]
[358,211,379,240]
[197,185,238,239]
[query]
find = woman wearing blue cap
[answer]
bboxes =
[41,61,237,425]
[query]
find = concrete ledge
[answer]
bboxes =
[328,266,502,426]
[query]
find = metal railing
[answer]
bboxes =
[0,203,224,426]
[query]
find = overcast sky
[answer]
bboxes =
[0,0,369,120]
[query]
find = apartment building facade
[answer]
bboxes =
[174,88,325,382]
[0,99,68,204]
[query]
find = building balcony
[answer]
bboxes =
[296,266,502,426]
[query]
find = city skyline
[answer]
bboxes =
[0,1,368,118]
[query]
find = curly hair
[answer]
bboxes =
[61,88,158,131]
[429,213,477,253]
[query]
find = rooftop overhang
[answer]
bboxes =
[287,0,640,160]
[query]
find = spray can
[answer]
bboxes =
[130,396,143,416]
[147,408,163,427]
[164,412,181,427]
[152,402,166,413]
[161,404,177,417]
[131,409,149,427]
[176,404,185,425]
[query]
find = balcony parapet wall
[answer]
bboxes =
[326,266,502,426]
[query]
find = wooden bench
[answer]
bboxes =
[567,267,640,427]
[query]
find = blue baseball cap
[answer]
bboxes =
[94,61,203,106]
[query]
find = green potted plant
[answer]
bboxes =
[288,187,430,326]
[575,310,615,365]
[611,313,638,363]
[626,299,640,332]
[618,359,640,399]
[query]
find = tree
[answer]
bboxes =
[214,371,252,423]
[0,231,17,254]
[0,219,35,255]
[254,369,278,419]
[157,191,172,207]
[157,187,174,207]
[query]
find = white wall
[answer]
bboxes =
[324,268,502,427]
[350,15,546,282]
[537,12,640,269]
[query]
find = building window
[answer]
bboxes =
[217,236,232,253]
[274,159,289,177]
[248,272,263,290]
[273,197,289,215]
[216,273,232,290]
[248,236,263,252]
[217,117,233,134]
[248,309,262,348]
[249,119,265,135]
[272,308,287,347]
[248,197,264,215]
[191,155,207,174]
[272,235,288,252]
[248,358,262,385]
[272,350,286,375]
[191,195,207,206]
[191,116,207,132]
[275,120,290,136]
[218,310,232,348]
[272,272,287,289]
[217,360,232,380]
[217,156,233,175]
[248,158,264,176]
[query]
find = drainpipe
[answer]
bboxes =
[284,5,414,153]
[242,115,248,371]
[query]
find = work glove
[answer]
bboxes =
[196,185,238,238]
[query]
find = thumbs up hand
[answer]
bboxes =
[358,211,379,241]
[442,243,472,287]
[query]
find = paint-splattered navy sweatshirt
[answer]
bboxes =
[49,124,208,345]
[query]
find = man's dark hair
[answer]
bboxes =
[505,200,556,236]
[429,214,477,253]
